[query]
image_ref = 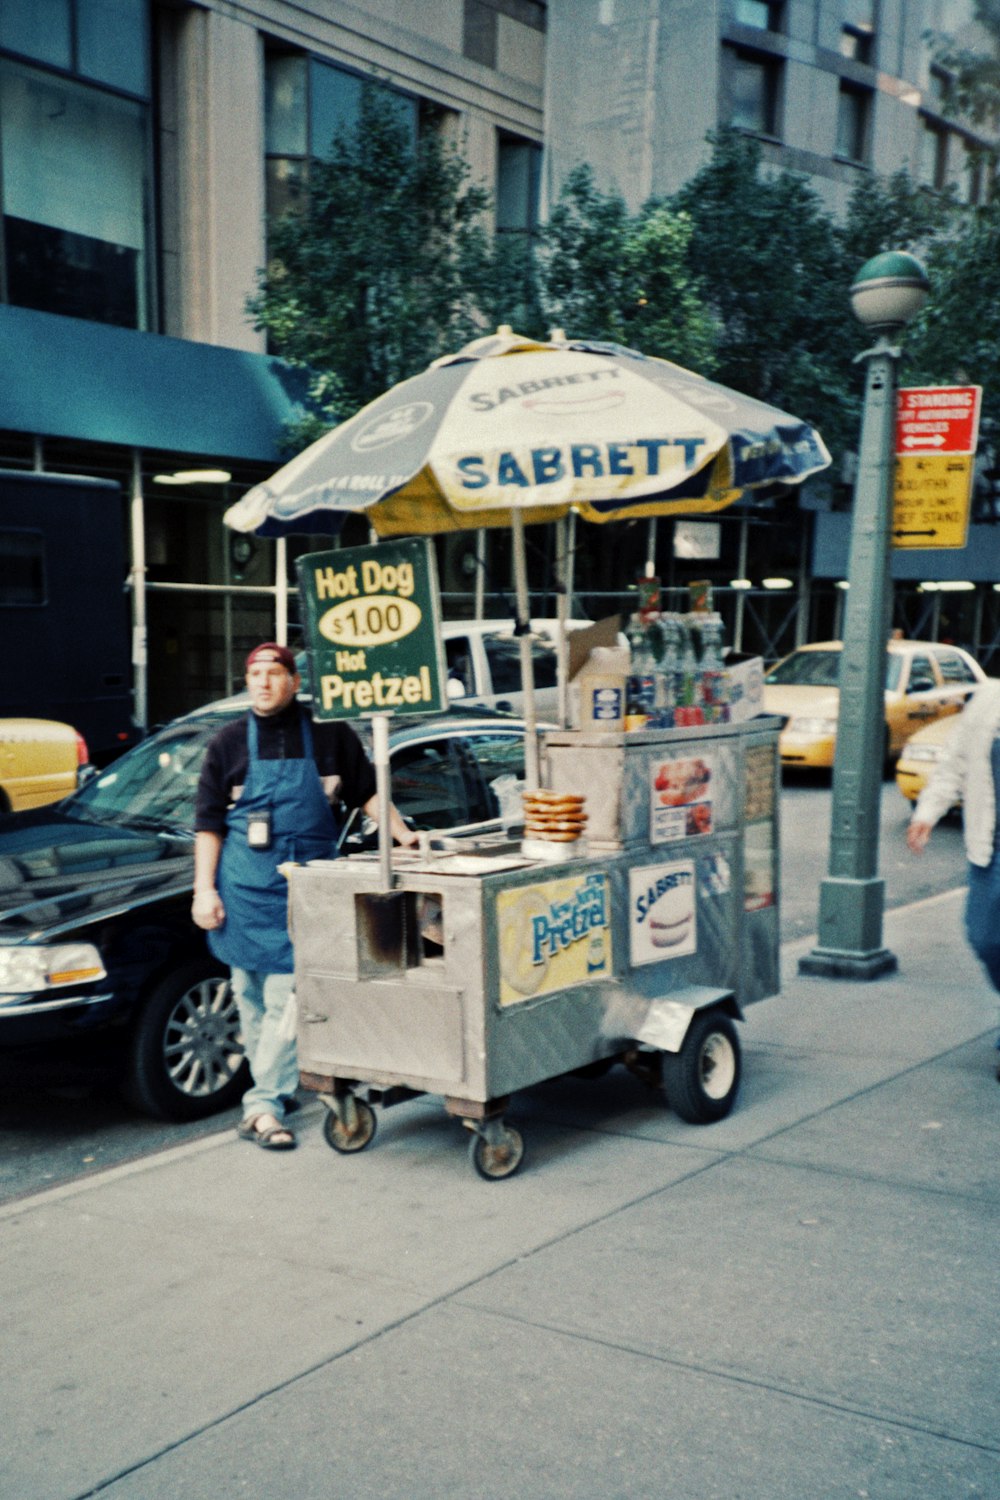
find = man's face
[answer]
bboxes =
[246,657,300,716]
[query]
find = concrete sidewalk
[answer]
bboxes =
[2,889,997,1500]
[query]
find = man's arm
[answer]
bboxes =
[192,830,226,929]
[362,793,420,848]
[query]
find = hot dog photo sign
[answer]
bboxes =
[649,753,715,844]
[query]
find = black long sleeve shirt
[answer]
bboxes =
[194,702,377,835]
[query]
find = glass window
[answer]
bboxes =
[462,731,528,821]
[390,741,469,829]
[920,121,950,189]
[726,48,781,136]
[1,60,151,327]
[836,84,870,163]
[840,26,874,64]
[265,53,308,156]
[497,134,542,232]
[935,650,978,684]
[734,1,782,30]
[445,637,475,696]
[77,0,148,95]
[310,60,363,159]
[764,649,841,687]
[0,0,72,70]
[0,0,148,95]
[0,529,46,606]
[906,655,936,692]
[464,0,498,67]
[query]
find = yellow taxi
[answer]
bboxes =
[0,718,90,814]
[895,713,962,805]
[762,639,985,769]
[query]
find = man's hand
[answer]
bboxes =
[191,888,225,930]
[907,820,932,856]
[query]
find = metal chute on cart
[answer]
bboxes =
[224,330,830,1178]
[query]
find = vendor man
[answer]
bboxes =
[192,642,418,1151]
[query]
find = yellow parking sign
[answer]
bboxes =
[892,454,972,550]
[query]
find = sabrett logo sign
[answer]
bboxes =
[456,438,706,491]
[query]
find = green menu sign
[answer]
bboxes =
[296,538,447,720]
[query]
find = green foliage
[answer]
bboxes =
[669,131,859,454]
[839,170,957,266]
[248,86,496,426]
[907,198,1000,433]
[927,0,1000,129]
[537,166,717,369]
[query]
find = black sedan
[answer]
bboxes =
[0,703,535,1119]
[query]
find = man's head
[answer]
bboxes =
[245,642,300,716]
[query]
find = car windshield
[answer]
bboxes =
[765,649,901,690]
[65,713,233,828]
[765,650,842,687]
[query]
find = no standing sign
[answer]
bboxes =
[892,385,982,550]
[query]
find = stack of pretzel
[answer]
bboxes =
[522,789,587,844]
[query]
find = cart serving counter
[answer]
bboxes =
[289,714,780,1179]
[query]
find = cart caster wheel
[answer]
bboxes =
[662,1012,741,1124]
[322,1098,377,1153]
[469,1125,524,1181]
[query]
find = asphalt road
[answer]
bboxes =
[0,772,969,1204]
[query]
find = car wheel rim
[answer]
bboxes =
[700,1032,737,1101]
[163,977,243,1098]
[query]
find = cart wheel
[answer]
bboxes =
[469,1125,525,1181]
[322,1098,377,1153]
[662,1012,741,1124]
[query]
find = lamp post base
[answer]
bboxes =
[799,875,897,980]
[798,945,898,980]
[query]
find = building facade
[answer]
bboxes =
[1,1,997,732]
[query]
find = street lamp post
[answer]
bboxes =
[800,252,929,980]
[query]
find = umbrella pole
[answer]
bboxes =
[512,510,540,790]
[556,517,569,728]
[372,711,393,890]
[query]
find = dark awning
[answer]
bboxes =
[0,304,308,461]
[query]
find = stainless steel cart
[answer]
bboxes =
[289,716,781,1179]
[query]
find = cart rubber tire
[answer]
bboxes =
[122,961,248,1121]
[322,1099,377,1153]
[662,1011,741,1124]
[470,1125,525,1181]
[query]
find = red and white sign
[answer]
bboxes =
[895,386,982,456]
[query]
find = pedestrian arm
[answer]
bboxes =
[192,829,226,929]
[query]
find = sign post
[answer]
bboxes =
[296,538,447,888]
[892,386,982,550]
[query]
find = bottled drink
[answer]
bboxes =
[698,613,729,722]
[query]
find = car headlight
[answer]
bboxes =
[902,744,943,763]
[787,717,838,736]
[0,943,106,997]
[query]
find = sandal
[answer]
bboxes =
[238,1114,297,1151]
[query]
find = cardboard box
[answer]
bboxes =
[724,653,765,723]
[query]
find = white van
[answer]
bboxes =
[441,619,598,717]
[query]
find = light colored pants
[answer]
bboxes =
[231,968,298,1123]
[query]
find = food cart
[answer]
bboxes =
[223,327,827,1179]
[289,711,780,1179]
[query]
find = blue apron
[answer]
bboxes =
[208,712,339,974]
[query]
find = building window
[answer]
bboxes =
[836,83,870,163]
[496,133,542,233]
[464,0,498,67]
[840,25,874,63]
[724,47,782,137]
[0,57,152,328]
[0,0,149,94]
[733,1,783,31]
[920,120,950,190]
[264,49,418,223]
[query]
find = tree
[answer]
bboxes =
[839,169,957,268]
[248,86,497,438]
[536,166,717,370]
[927,0,1000,132]
[670,131,859,457]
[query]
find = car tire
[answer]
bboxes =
[122,960,249,1121]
